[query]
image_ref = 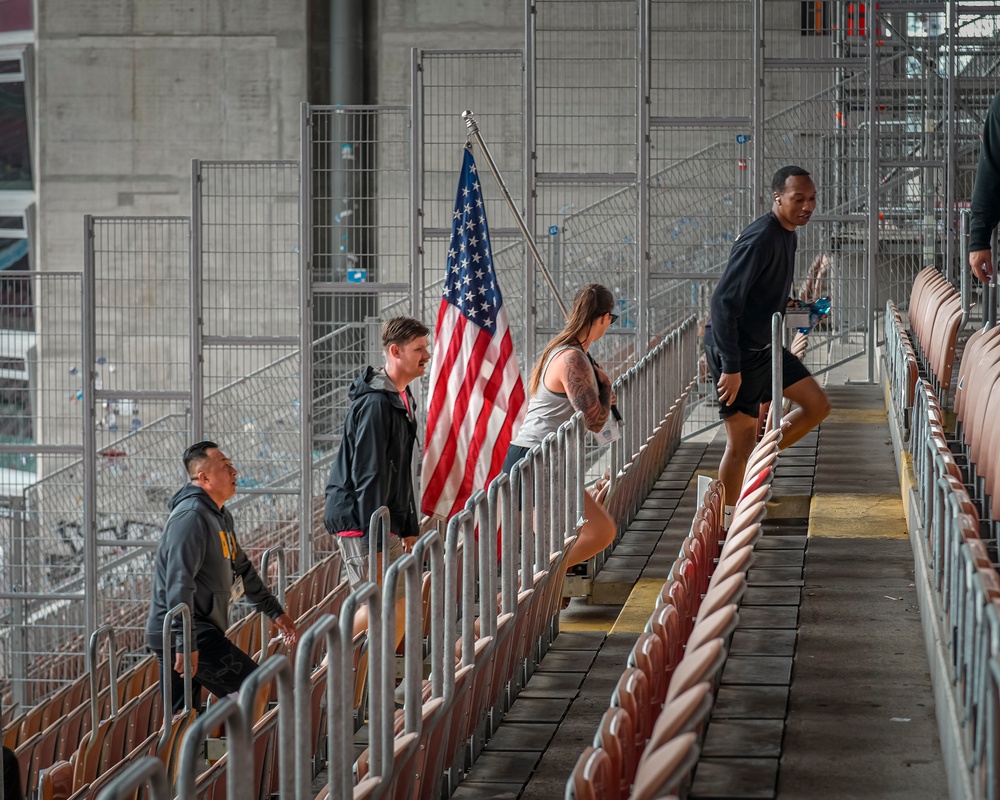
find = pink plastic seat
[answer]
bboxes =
[686,603,739,653]
[695,573,747,626]
[630,731,700,800]
[708,546,754,592]
[641,682,713,763]
[666,638,726,701]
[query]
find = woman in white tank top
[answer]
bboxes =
[502,284,618,567]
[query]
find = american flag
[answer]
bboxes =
[421,145,527,521]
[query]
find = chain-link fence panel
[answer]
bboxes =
[0,271,85,709]
[306,106,413,462]
[86,216,194,670]
[416,50,528,362]
[196,161,304,577]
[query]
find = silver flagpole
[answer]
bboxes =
[462,109,569,318]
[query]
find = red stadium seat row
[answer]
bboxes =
[908,378,1000,796]
[908,266,963,409]
[951,322,1000,522]
[566,429,781,799]
[884,299,920,440]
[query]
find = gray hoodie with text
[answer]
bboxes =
[145,483,284,652]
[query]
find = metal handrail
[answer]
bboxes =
[258,545,287,663]
[238,654,294,800]
[88,623,118,731]
[175,696,251,800]
[158,602,192,751]
[293,613,342,799]
[94,757,170,800]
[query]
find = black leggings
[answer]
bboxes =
[4,745,24,800]
[153,626,259,713]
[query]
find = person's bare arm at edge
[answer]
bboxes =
[551,349,611,431]
[717,372,742,406]
[970,249,993,283]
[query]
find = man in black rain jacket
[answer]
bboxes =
[324,316,431,639]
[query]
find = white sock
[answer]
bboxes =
[724,504,734,529]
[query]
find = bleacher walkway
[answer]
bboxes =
[454,372,947,799]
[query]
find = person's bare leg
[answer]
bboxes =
[719,412,759,510]
[566,490,616,565]
[777,376,830,450]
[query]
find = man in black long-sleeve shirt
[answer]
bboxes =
[704,166,830,524]
[970,90,1000,283]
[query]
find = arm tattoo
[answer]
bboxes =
[564,350,610,431]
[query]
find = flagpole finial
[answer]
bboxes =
[462,110,479,135]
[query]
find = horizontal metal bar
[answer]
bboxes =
[877,1,944,10]
[3,271,82,278]
[311,282,411,295]
[533,325,639,338]
[0,591,86,601]
[96,539,158,549]
[842,77,999,90]
[651,272,723,281]
[956,4,1000,12]
[423,227,523,239]
[306,104,411,113]
[420,49,522,57]
[94,389,190,401]
[812,214,869,223]
[536,173,637,184]
[882,160,944,168]
[197,160,299,167]
[650,116,750,128]
[88,215,190,223]
[0,444,83,455]
[236,487,299,496]
[766,58,869,69]
[202,336,299,346]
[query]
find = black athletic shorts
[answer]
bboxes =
[704,344,812,419]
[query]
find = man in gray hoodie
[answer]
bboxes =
[146,441,298,712]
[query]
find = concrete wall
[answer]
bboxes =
[29,0,307,480]
[35,0,307,269]
[374,0,523,105]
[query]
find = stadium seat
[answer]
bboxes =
[707,547,754,593]
[719,523,763,561]
[666,638,726,702]
[593,707,636,800]
[565,745,616,800]
[612,667,652,757]
[695,574,747,627]
[686,603,739,653]
[640,682,713,765]
[628,632,668,724]
[630,731,700,800]
[645,602,685,682]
